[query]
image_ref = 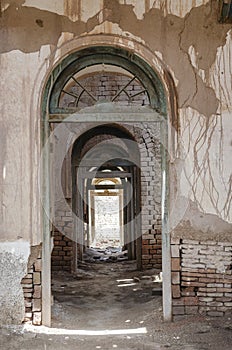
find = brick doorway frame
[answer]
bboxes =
[71,122,143,270]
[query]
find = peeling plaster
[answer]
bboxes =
[118,0,148,20]
[178,107,232,223]
[87,21,146,46]
[172,200,232,242]
[209,29,232,113]
[151,0,210,18]
[92,0,212,20]
[1,1,229,117]
[188,45,206,83]
[64,0,104,22]
[23,0,64,16]
[0,0,231,246]
[1,0,230,117]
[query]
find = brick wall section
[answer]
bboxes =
[171,238,232,319]
[21,253,42,325]
[54,210,73,238]
[51,230,73,272]
[60,72,150,108]
[142,220,162,269]
[139,124,162,270]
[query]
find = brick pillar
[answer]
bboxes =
[21,251,42,325]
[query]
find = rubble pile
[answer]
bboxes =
[83,246,128,262]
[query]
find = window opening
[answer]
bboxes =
[59,65,150,109]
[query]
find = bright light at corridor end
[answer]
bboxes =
[23,324,147,336]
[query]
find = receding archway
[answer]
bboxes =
[41,42,175,326]
[71,124,142,269]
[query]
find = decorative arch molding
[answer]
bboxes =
[41,34,178,130]
[49,46,165,113]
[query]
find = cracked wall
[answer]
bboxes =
[0,2,230,115]
[0,0,231,323]
[0,0,230,236]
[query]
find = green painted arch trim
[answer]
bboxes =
[45,46,167,115]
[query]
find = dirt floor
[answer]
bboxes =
[1,261,232,350]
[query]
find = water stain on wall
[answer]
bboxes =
[0,1,230,118]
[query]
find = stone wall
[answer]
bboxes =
[171,238,232,319]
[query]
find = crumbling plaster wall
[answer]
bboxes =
[0,0,231,324]
[0,242,30,324]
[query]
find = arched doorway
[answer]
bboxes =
[71,124,141,269]
[41,44,173,326]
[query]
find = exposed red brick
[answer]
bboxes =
[172,285,181,298]
[171,258,180,271]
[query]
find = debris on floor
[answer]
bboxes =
[83,246,128,262]
[1,262,232,350]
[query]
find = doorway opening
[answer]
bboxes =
[84,174,127,262]
[89,176,124,249]
[71,123,142,267]
[41,44,172,326]
[50,116,164,329]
